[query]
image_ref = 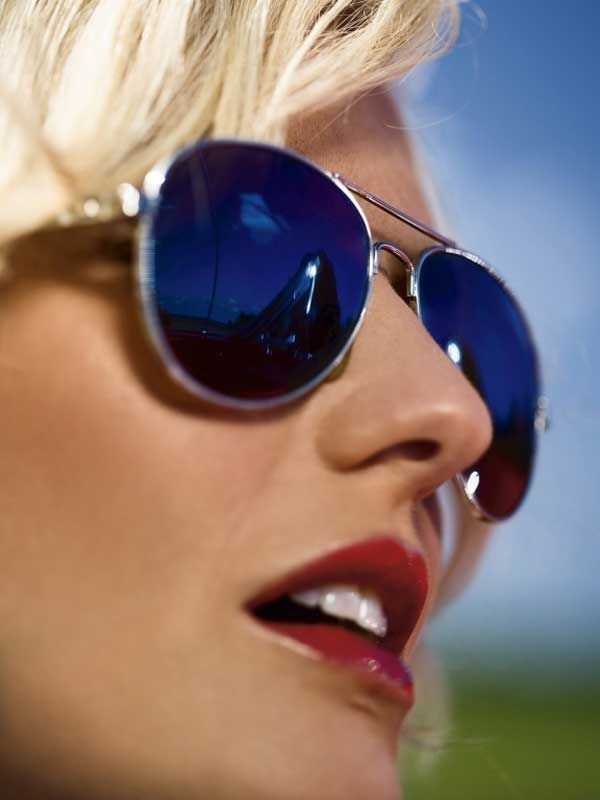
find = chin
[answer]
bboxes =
[214,737,404,800]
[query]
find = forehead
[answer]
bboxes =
[286,88,436,261]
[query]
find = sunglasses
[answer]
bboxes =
[54,138,549,522]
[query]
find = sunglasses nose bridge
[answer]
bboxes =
[374,241,417,310]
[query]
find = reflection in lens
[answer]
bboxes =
[417,250,540,520]
[143,141,371,403]
[158,250,345,396]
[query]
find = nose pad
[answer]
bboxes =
[374,241,414,272]
[374,242,418,312]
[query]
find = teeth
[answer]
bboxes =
[291,584,387,638]
[289,588,321,608]
[359,593,388,638]
[321,585,362,623]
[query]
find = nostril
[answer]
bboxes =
[395,440,440,461]
[361,440,440,468]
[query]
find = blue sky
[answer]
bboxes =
[400,1,600,672]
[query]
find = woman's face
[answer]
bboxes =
[0,90,492,800]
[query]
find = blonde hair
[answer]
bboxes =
[0,0,458,244]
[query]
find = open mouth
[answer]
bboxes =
[246,536,429,707]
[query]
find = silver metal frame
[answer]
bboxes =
[47,137,551,522]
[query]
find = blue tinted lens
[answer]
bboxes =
[416,250,540,520]
[141,141,371,405]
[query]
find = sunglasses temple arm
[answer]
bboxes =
[42,184,140,230]
[336,174,457,249]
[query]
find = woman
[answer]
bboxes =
[0,1,544,798]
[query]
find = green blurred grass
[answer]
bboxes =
[403,674,600,800]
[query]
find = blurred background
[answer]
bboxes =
[398,1,600,797]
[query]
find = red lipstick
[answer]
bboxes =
[246,536,428,707]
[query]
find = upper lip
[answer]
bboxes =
[245,535,429,654]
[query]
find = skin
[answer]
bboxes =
[0,89,493,800]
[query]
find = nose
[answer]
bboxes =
[315,275,494,502]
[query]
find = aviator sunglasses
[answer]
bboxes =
[54,138,550,522]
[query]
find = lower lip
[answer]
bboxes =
[264,622,414,707]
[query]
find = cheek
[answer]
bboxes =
[0,280,289,639]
